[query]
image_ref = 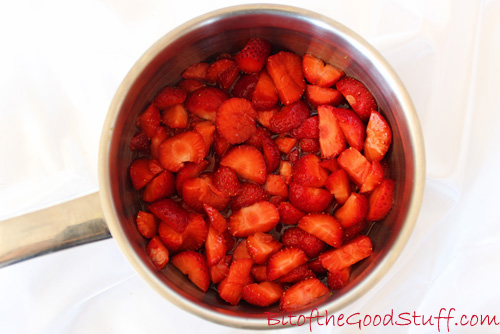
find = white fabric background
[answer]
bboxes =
[1,0,499,333]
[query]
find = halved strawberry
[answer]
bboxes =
[331,107,365,152]
[281,227,326,258]
[232,239,253,261]
[181,174,230,212]
[263,174,288,198]
[209,255,231,284]
[267,247,309,281]
[203,204,227,233]
[334,192,368,228]
[228,201,280,237]
[235,37,271,73]
[318,105,346,158]
[136,211,158,239]
[364,111,392,162]
[179,212,208,251]
[327,267,351,290]
[279,277,329,312]
[129,131,150,153]
[232,73,259,100]
[149,198,189,233]
[290,116,319,140]
[288,182,333,213]
[141,170,176,202]
[246,232,283,264]
[137,103,161,139]
[302,53,344,87]
[279,264,316,284]
[158,131,207,172]
[299,138,320,154]
[241,281,284,307]
[366,179,395,221]
[129,157,156,190]
[213,131,232,157]
[175,159,209,195]
[277,202,305,225]
[269,100,310,134]
[205,225,227,266]
[325,169,351,205]
[220,145,267,184]
[275,136,297,154]
[178,79,206,94]
[218,258,254,305]
[182,62,209,80]
[266,51,306,105]
[319,235,373,272]
[146,236,169,270]
[305,85,344,106]
[251,264,268,282]
[171,250,210,292]
[230,182,269,211]
[279,161,293,184]
[193,121,216,152]
[252,69,278,110]
[337,147,371,186]
[213,166,243,197]
[298,213,343,248]
[154,86,187,110]
[185,86,229,122]
[336,76,377,122]
[292,154,329,188]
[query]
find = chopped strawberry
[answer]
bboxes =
[246,232,283,264]
[154,86,187,110]
[263,174,289,198]
[319,158,339,173]
[262,135,281,173]
[185,86,229,122]
[298,213,343,248]
[136,211,158,239]
[209,255,231,284]
[252,69,279,110]
[277,202,305,225]
[269,195,287,209]
[179,212,208,251]
[158,131,207,172]
[213,131,232,157]
[286,149,300,164]
[279,264,316,284]
[182,62,209,80]
[305,85,344,106]
[307,258,327,274]
[149,126,170,159]
[288,182,333,213]
[129,157,156,190]
[178,79,206,94]
[334,192,368,228]
[141,170,176,202]
[148,159,164,175]
[205,225,228,266]
[366,179,395,221]
[245,127,271,149]
[266,51,306,105]
[292,154,329,188]
[193,121,215,152]
[337,147,372,186]
[146,236,169,270]
[171,250,211,292]
[175,159,209,195]
[232,239,253,261]
[364,111,392,162]
[241,281,284,307]
[327,267,351,290]
[279,277,329,312]
[300,138,320,154]
[181,174,230,212]
[251,264,268,282]
[275,136,297,154]
[148,198,189,233]
[256,108,278,129]
[269,100,310,134]
[220,145,267,184]
[325,169,351,204]
[218,258,253,305]
[137,103,162,139]
[343,220,367,243]
[129,131,150,153]
[213,166,243,197]
[331,107,365,152]
[281,227,326,258]
[206,58,239,90]
[230,182,269,211]
[302,53,344,87]
[232,73,259,100]
[360,160,384,193]
[319,235,373,272]
[203,204,227,233]
[158,221,183,252]
[228,201,280,237]
[336,76,377,122]
[235,37,271,73]
[290,116,319,140]
[318,105,346,158]
[267,247,309,281]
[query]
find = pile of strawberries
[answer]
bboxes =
[128,37,395,312]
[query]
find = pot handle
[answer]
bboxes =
[0,191,111,268]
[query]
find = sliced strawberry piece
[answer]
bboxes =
[319,235,373,272]
[193,120,216,152]
[279,161,293,184]
[129,157,156,190]
[279,277,329,312]
[242,281,284,307]
[360,160,384,193]
[334,192,368,228]
[298,213,343,248]
[179,212,208,251]
[230,183,269,211]
[251,264,268,282]
[281,227,326,258]
[181,174,230,212]
[327,267,351,290]
[269,100,310,134]
[307,258,327,274]
[246,232,283,264]
[263,174,288,198]
[337,147,371,186]
[206,58,238,89]
[302,53,344,87]
[305,85,344,106]
[216,98,259,144]
[149,198,189,233]
[245,127,271,149]
[266,51,306,105]
[262,135,281,173]
[252,69,278,110]
[141,170,176,202]
[277,202,305,225]
[279,264,316,284]
[154,86,187,110]
[136,211,158,239]
[292,154,329,188]
[146,236,169,270]
[137,103,161,139]
[205,225,228,266]
[288,182,333,213]
[178,79,206,94]
[129,131,150,153]
[158,221,183,252]
[290,116,319,140]
[220,145,267,184]
[149,126,170,159]
[185,86,229,122]
[213,131,232,157]
[158,131,207,172]
[318,105,346,158]
[213,166,243,197]
[275,136,297,154]
[325,169,351,205]
[232,73,259,100]
[331,107,365,152]
[232,239,253,261]
[203,204,227,233]
[209,255,231,284]
[319,158,339,173]
[218,258,254,305]
[148,159,164,175]
[235,37,271,73]
[228,201,280,237]
[267,247,309,281]
[287,149,300,164]
[256,108,278,129]
[171,250,210,292]
[182,62,209,80]
[300,138,320,154]
[343,220,368,242]
[175,159,209,195]
[366,179,395,221]
[364,111,392,162]
[336,76,377,122]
